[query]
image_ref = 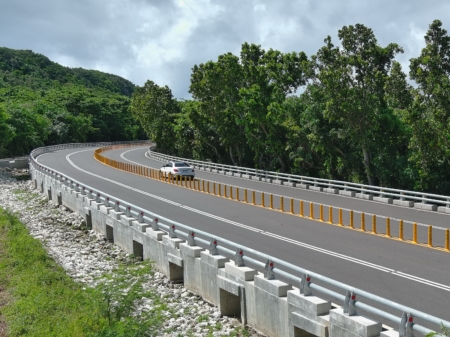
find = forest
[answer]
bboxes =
[130,20,450,195]
[0,47,145,158]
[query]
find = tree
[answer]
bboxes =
[310,24,404,185]
[0,104,14,156]
[408,20,450,192]
[129,80,179,153]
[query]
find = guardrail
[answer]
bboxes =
[147,149,450,213]
[29,142,449,336]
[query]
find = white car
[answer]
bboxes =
[160,161,195,178]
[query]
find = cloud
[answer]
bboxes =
[0,0,449,98]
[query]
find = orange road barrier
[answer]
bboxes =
[339,208,343,226]
[218,184,222,197]
[413,223,418,243]
[361,213,365,231]
[329,206,333,224]
[309,203,314,219]
[290,198,294,214]
[260,192,264,207]
[213,183,216,195]
[445,229,449,251]
[244,189,248,203]
[253,191,256,205]
[202,180,205,192]
[428,225,433,247]
[270,194,273,209]
[300,200,304,217]
[399,220,404,240]
[236,188,240,201]
[224,185,227,198]
[229,186,233,199]
[350,210,354,228]
[207,181,210,193]
[386,218,391,237]
[280,196,284,212]
[372,215,377,234]
[319,204,324,221]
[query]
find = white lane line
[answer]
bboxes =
[38,148,450,292]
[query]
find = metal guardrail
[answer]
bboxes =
[29,142,449,336]
[147,149,450,211]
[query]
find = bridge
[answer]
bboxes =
[30,142,450,337]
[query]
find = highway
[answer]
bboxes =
[36,146,450,327]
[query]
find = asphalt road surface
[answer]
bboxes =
[36,146,450,330]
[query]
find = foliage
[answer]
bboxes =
[0,208,164,337]
[0,47,145,158]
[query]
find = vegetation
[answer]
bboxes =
[130,20,450,195]
[0,48,145,158]
[0,208,162,337]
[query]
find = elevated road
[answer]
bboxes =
[37,146,450,325]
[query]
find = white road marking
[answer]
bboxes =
[37,148,450,292]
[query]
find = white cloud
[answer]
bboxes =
[0,0,449,98]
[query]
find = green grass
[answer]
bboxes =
[0,208,165,337]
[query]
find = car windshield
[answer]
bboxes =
[174,162,190,167]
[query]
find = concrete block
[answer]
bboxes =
[339,190,356,197]
[287,289,331,316]
[132,221,151,232]
[90,201,103,210]
[224,262,258,281]
[242,174,251,179]
[393,200,414,207]
[217,275,240,296]
[324,188,338,194]
[120,214,135,226]
[356,193,373,200]
[380,330,399,337]
[99,205,113,214]
[180,243,204,258]
[254,274,292,297]
[233,172,242,178]
[200,251,228,268]
[273,179,284,185]
[109,210,124,220]
[260,177,272,183]
[167,253,183,267]
[291,312,328,337]
[309,186,323,192]
[373,196,393,204]
[251,176,261,181]
[330,308,382,337]
[284,182,297,187]
[162,236,184,249]
[212,169,219,173]
[226,172,233,176]
[414,203,437,211]
[297,184,310,190]
[438,206,450,214]
[145,228,166,241]
[132,231,144,244]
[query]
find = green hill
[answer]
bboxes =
[0,48,145,158]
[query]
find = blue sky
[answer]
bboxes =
[0,0,449,98]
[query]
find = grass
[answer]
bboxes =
[0,208,165,337]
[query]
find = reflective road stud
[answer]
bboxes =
[399,220,404,240]
[372,215,377,234]
[361,213,365,231]
[428,225,433,247]
[386,218,391,237]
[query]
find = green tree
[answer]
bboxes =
[408,20,450,192]
[310,24,404,185]
[0,104,15,156]
[129,80,179,153]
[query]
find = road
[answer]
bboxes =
[36,146,450,328]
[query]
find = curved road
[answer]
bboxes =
[36,146,450,327]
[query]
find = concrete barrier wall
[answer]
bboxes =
[31,166,396,337]
[0,157,29,169]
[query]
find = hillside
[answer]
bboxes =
[0,48,145,158]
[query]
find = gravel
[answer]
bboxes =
[0,168,265,337]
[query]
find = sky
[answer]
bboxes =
[0,0,449,98]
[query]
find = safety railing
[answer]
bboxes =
[147,149,450,211]
[29,142,449,336]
